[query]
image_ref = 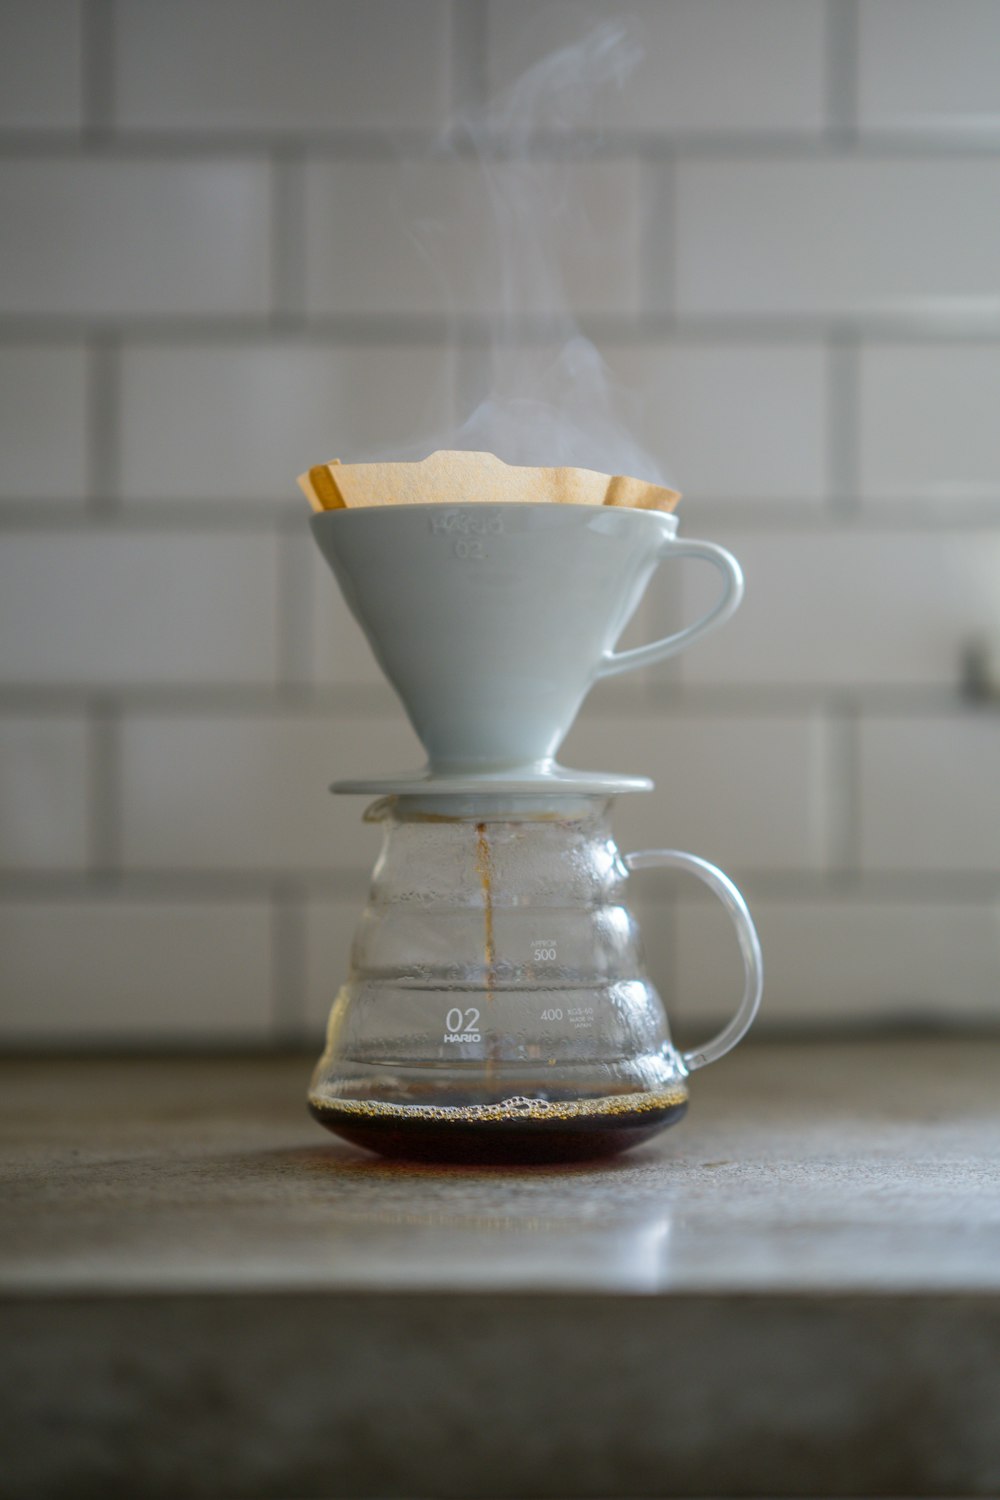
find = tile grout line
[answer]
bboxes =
[269,146,307,323]
[450,0,489,119]
[275,522,315,687]
[80,0,116,142]
[0,871,371,901]
[825,0,860,146]
[0,682,979,716]
[10,125,1000,161]
[85,331,120,512]
[826,330,861,514]
[823,696,864,885]
[87,694,122,876]
[4,868,1000,904]
[843,699,865,882]
[4,314,1000,346]
[638,151,673,321]
[453,341,490,430]
[8,498,1000,530]
[271,882,308,1043]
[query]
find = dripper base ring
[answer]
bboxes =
[331,762,654,796]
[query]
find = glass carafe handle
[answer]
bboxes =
[625,849,763,1072]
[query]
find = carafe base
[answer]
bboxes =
[307,1088,688,1165]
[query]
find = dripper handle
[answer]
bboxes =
[624,849,763,1072]
[598,538,744,678]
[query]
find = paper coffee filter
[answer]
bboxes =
[298,450,680,514]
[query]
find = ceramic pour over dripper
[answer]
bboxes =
[305,450,743,792]
[302,452,744,791]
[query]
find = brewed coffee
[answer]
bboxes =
[308,1086,689,1165]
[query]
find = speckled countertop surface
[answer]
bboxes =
[4,1041,1000,1499]
[3,1039,999,1295]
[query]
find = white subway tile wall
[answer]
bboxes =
[0,160,273,317]
[486,1,828,135]
[114,0,455,133]
[119,714,420,874]
[0,901,273,1042]
[858,0,1000,136]
[670,896,1000,1026]
[0,718,91,871]
[674,531,1000,687]
[561,712,831,872]
[672,159,1000,318]
[2,0,999,1046]
[0,533,280,685]
[601,343,829,502]
[860,717,1000,872]
[0,345,89,500]
[859,345,1000,501]
[118,344,457,502]
[302,159,643,317]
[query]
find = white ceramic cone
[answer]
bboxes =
[310,502,742,786]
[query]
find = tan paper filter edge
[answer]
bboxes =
[298,450,680,514]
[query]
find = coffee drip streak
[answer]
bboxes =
[475,822,499,1083]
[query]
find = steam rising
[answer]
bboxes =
[397,22,667,486]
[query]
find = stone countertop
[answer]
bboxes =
[3,1040,1000,1499]
[3,1039,999,1296]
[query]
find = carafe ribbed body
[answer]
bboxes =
[309,796,689,1162]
